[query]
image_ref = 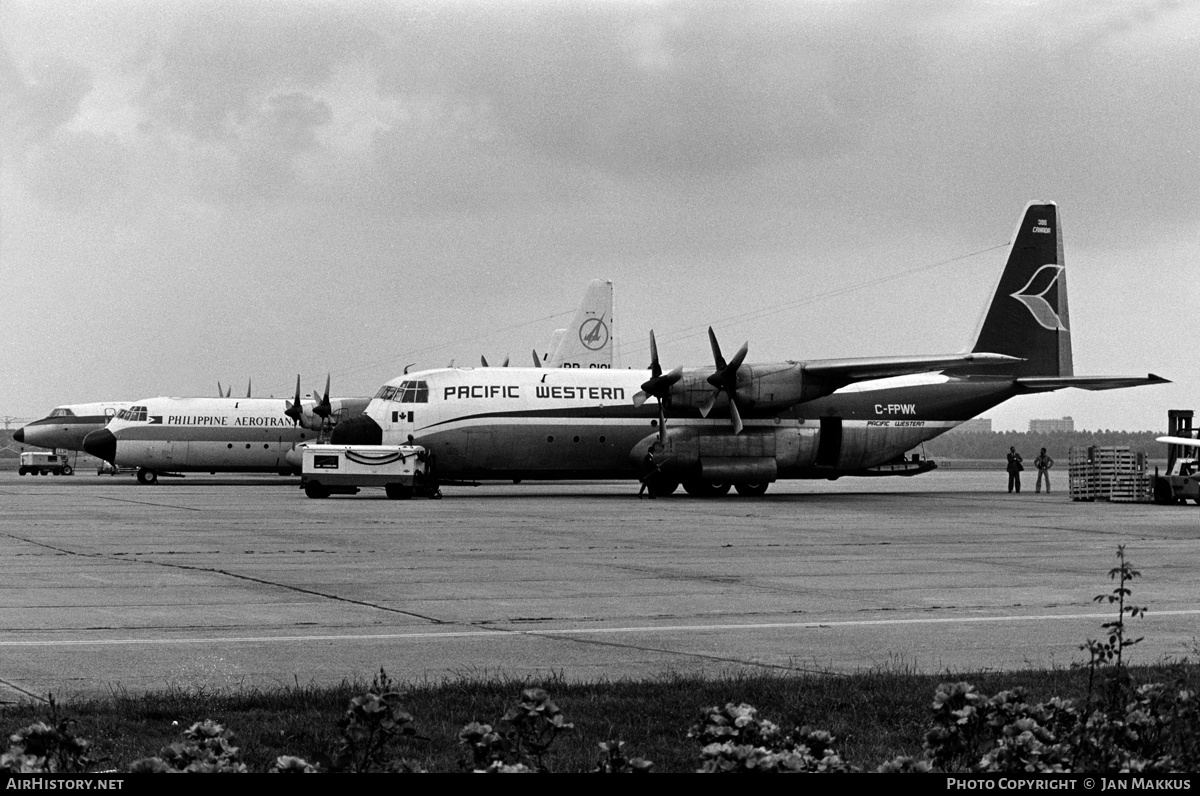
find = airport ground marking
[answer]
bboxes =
[5,609,1199,647]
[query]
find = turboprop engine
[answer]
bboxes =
[634,327,821,435]
[284,375,370,438]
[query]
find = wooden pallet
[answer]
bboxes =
[1068,447,1151,502]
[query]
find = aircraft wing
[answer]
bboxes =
[801,353,1021,387]
[1015,374,1170,392]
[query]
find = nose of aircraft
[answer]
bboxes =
[12,428,24,443]
[83,428,117,463]
[329,414,383,446]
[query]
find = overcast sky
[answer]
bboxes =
[3,0,1197,430]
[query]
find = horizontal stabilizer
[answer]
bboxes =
[1015,374,1170,392]
[803,352,1021,386]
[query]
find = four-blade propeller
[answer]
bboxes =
[311,375,333,421]
[699,327,748,435]
[284,375,304,426]
[632,330,683,442]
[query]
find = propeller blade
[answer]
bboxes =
[284,375,303,425]
[708,327,727,371]
[481,355,489,367]
[729,399,744,436]
[532,349,542,368]
[648,330,662,379]
[313,374,332,419]
[502,354,510,368]
[633,391,649,408]
[246,378,252,398]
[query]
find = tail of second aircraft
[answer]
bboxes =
[545,278,614,368]
[962,201,1072,378]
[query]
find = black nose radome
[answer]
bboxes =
[83,429,117,463]
[12,428,24,443]
[330,415,383,446]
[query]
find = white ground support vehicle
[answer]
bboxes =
[1154,410,1200,506]
[300,444,431,499]
[18,451,73,476]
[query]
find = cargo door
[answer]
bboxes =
[816,417,842,467]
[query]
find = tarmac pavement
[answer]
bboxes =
[1,470,1196,701]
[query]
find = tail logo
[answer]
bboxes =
[579,318,609,350]
[1010,264,1068,331]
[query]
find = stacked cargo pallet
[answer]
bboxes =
[1068,446,1151,502]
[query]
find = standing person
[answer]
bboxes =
[638,448,657,499]
[1006,446,1024,493]
[1034,447,1054,493]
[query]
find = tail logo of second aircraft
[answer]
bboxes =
[1010,264,1069,332]
[579,318,609,350]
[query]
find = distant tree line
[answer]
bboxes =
[921,429,1165,461]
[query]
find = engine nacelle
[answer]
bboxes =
[667,362,823,414]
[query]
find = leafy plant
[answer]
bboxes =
[130,719,248,773]
[459,687,575,772]
[1079,544,1145,710]
[0,696,95,774]
[689,702,853,772]
[330,668,423,772]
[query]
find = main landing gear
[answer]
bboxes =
[137,468,158,485]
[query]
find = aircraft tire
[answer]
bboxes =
[1153,478,1174,505]
[385,483,414,500]
[734,482,770,497]
[647,478,679,497]
[304,482,330,499]
[682,479,731,497]
[137,468,159,485]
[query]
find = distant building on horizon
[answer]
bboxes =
[949,418,992,434]
[1029,416,1075,433]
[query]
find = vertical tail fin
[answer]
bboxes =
[966,201,1072,378]
[546,278,614,368]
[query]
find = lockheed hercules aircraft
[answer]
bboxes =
[78,279,617,483]
[331,202,1165,496]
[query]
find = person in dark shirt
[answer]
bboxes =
[1006,446,1024,493]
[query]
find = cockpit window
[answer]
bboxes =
[117,406,148,422]
[49,408,74,418]
[376,385,398,401]
[394,381,428,403]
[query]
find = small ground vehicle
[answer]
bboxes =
[1154,409,1200,505]
[300,443,432,499]
[18,451,73,476]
